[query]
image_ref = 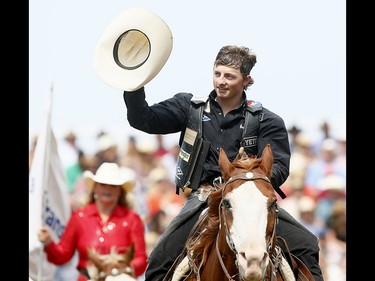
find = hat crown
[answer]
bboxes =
[93,162,126,186]
[93,6,173,91]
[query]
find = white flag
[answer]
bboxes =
[29,95,71,281]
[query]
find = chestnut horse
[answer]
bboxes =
[166,144,314,281]
[87,245,137,281]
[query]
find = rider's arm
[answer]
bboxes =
[257,108,291,192]
[123,87,192,134]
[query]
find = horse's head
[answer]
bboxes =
[217,144,278,281]
[87,246,136,281]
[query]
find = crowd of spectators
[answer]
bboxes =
[29,120,346,281]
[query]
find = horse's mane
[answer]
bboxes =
[232,154,262,170]
[186,155,262,269]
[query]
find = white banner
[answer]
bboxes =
[29,95,72,281]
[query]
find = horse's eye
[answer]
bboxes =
[222,199,232,209]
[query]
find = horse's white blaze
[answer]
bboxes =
[227,181,269,279]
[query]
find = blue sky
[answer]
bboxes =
[29,0,346,153]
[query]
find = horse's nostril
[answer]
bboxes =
[240,251,246,259]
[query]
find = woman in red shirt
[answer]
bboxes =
[38,162,148,280]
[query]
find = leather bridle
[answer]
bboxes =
[215,172,279,281]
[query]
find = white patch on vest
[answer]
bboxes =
[183,128,197,146]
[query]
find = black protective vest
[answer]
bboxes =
[175,96,263,194]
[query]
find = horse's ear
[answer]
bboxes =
[260,144,273,178]
[124,243,135,263]
[219,147,235,181]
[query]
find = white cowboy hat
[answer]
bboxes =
[83,162,136,192]
[93,6,173,91]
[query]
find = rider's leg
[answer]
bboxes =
[145,194,207,281]
[277,207,324,281]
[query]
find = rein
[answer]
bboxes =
[216,172,279,281]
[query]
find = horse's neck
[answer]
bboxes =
[200,229,238,280]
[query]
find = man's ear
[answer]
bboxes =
[244,75,251,87]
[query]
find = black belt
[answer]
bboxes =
[78,267,90,279]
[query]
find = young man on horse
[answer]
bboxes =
[122,45,324,281]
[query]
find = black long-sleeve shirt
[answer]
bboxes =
[123,87,290,194]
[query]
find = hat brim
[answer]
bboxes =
[83,170,135,192]
[93,6,173,91]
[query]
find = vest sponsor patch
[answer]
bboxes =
[176,167,183,179]
[184,128,197,146]
[202,114,210,121]
[179,148,190,162]
[247,100,262,108]
[242,136,257,148]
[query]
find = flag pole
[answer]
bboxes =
[37,83,54,281]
